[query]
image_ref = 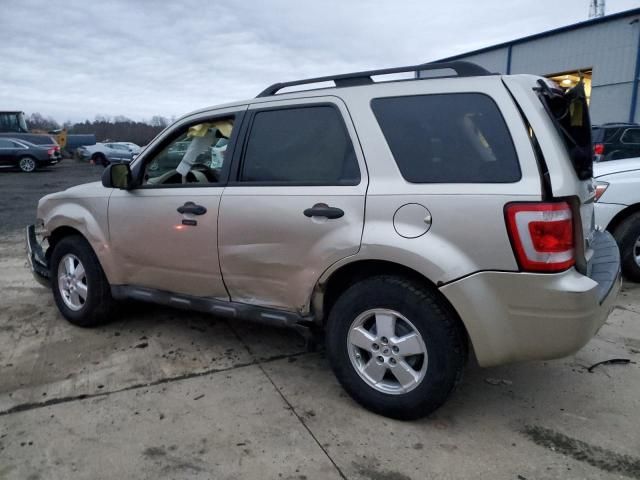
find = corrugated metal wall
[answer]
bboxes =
[423,11,640,124]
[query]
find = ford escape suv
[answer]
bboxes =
[27,61,621,420]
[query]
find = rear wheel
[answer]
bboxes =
[326,275,467,420]
[613,212,640,282]
[92,153,108,167]
[50,235,115,326]
[18,156,37,173]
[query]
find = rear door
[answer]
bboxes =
[218,97,367,312]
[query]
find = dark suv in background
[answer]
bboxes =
[592,122,640,162]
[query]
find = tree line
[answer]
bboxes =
[27,112,173,146]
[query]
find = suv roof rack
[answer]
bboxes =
[256,61,492,98]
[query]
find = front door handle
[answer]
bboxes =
[177,202,207,215]
[303,203,344,219]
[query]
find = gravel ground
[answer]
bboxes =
[0,160,103,234]
[1,161,639,479]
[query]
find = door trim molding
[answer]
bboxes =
[111,285,317,328]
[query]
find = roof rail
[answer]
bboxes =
[256,61,492,97]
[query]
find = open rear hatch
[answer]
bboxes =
[534,78,596,274]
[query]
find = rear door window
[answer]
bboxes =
[371,93,521,183]
[239,106,360,185]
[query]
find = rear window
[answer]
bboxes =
[591,127,604,143]
[371,93,521,183]
[592,126,620,143]
[537,80,592,180]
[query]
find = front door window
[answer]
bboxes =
[143,118,234,186]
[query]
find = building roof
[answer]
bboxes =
[435,7,640,62]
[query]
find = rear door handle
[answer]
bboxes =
[177,202,207,215]
[303,203,344,219]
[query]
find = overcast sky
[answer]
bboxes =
[1,0,638,123]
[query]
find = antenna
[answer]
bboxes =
[588,0,605,18]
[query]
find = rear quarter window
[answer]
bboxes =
[621,128,640,144]
[371,93,521,183]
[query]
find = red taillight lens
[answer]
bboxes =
[593,143,604,155]
[505,202,575,272]
[47,148,55,155]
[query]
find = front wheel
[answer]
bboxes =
[18,156,37,173]
[326,275,467,420]
[50,235,115,326]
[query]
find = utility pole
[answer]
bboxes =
[588,0,606,19]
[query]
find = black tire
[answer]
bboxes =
[326,275,467,420]
[613,212,640,282]
[92,153,108,167]
[50,235,116,327]
[18,155,37,173]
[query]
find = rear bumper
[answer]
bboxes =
[25,225,50,287]
[440,230,621,367]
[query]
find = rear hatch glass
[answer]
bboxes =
[536,79,592,180]
[536,79,595,271]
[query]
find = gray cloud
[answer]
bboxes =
[1,0,637,122]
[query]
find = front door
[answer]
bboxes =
[219,99,367,312]
[108,108,245,299]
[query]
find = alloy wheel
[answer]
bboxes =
[19,157,36,172]
[347,308,428,395]
[57,254,88,311]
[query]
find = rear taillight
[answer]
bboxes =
[47,148,55,155]
[505,202,575,272]
[593,143,604,155]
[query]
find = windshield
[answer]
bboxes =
[0,112,29,133]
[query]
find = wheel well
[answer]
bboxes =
[606,203,640,235]
[320,260,467,336]
[46,226,85,261]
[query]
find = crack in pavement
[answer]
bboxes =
[0,350,309,417]
[225,321,348,480]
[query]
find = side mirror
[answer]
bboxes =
[102,163,133,189]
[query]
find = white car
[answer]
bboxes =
[594,157,640,281]
[114,142,142,155]
[77,142,134,166]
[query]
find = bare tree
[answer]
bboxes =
[27,112,60,131]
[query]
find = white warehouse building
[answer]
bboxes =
[423,7,640,124]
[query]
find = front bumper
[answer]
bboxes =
[440,230,622,367]
[26,224,50,287]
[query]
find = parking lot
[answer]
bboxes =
[0,161,639,479]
